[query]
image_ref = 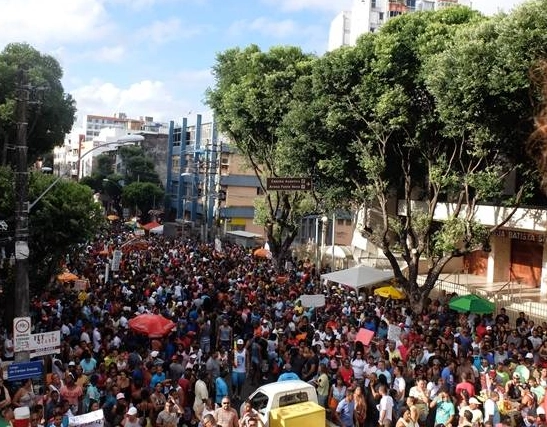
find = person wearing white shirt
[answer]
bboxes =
[378,385,394,427]
[351,352,366,381]
[92,327,102,354]
[80,328,91,344]
[392,366,406,405]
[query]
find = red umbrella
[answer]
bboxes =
[128,314,176,338]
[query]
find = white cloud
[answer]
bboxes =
[473,0,526,16]
[135,18,208,44]
[0,0,112,48]
[70,78,204,122]
[261,0,352,13]
[176,69,213,84]
[229,17,320,40]
[106,0,205,12]
[88,45,126,63]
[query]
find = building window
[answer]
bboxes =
[371,0,376,7]
[379,11,384,20]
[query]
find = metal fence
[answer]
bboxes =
[421,277,547,325]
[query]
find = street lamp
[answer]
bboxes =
[77,134,143,180]
[321,215,328,268]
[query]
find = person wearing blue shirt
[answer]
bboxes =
[431,391,455,427]
[277,364,300,382]
[80,352,97,375]
[215,375,229,406]
[150,365,166,388]
[335,389,355,427]
[441,360,456,392]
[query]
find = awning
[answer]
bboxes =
[141,221,161,231]
[226,230,263,238]
[321,264,394,290]
[150,225,164,235]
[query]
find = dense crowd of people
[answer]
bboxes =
[0,229,546,427]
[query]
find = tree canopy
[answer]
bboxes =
[0,43,76,164]
[0,168,104,306]
[206,45,317,268]
[207,2,547,303]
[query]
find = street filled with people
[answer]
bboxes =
[1,229,547,427]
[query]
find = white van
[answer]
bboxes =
[240,380,324,427]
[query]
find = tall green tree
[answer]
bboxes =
[122,181,164,218]
[287,6,539,307]
[0,168,104,313]
[206,45,316,268]
[0,43,76,164]
[118,145,161,184]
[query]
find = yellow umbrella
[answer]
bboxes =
[374,285,406,300]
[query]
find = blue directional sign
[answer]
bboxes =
[7,361,43,381]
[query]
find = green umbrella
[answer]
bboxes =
[448,294,495,314]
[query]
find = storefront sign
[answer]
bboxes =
[493,230,545,243]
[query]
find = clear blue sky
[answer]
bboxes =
[0,0,527,125]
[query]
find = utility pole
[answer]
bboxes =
[14,67,30,362]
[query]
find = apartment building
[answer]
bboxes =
[166,115,263,238]
[328,0,471,50]
[83,113,169,141]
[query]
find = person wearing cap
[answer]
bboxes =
[123,406,141,427]
[458,397,483,425]
[109,392,129,427]
[507,370,524,398]
[232,339,248,401]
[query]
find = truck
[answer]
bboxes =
[240,380,331,427]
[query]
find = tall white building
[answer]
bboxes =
[328,0,472,51]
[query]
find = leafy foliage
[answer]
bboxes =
[0,43,76,164]
[285,5,542,305]
[122,181,164,217]
[0,168,104,292]
[206,45,318,268]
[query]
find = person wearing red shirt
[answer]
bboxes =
[338,359,354,386]
[454,373,476,405]
[398,337,410,363]
[475,322,487,339]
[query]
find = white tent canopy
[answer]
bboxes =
[150,225,164,235]
[321,264,394,290]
